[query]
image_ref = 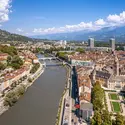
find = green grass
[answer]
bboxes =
[112,102,121,112]
[109,93,119,100]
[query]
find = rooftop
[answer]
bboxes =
[80,103,93,110]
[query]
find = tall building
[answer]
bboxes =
[110,38,115,51]
[64,40,67,46]
[88,38,94,48]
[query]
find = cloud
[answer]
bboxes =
[33,11,125,35]
[33,22,94,34]
[16,28,23,32]
[95,19,106,26]
[107,11,125,26]
[0,0,12,24]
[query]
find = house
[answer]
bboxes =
[92,69,111,87]
[76,67,92,103]
[80,103,93,121]
[33,58,39,64]
[0,66,30,93]
[108,76,125,91]
[69,54,94,67]
[0,53,8,63]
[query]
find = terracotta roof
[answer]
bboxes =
[79,92,91,102]
[3,66,29,82]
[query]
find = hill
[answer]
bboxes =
[0,29,33,42]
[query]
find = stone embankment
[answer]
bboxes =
[55,64,72,125]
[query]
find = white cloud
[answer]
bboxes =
[107,14,121,23]
[107,11,125,26]
[33,22,94,34]
[33,11,125,35]
[0,0,12,24]
[16,28,23,32]
[95,19,106,26]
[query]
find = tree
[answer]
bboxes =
[76,48,85,53]
[7,56,12,64]
[8,55,23,69]
[12,55,23,65]
[0,45,17,56]
[56,52,68,60]
[91,111,102,125]
[0,62,6,70]
[16,85,26,96]
[115,113,125,125]
[92,82,104,111]
[102,110,112,125]
[4,85,26,107]
[91,82,112,125]
[30,63,40,74]
[4,91,18,107]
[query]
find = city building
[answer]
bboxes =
[80,103,93,121]
[0,65,30,93]
[69,54,94,67]
[110,38,115,51]
[0,53,8,63]
[88,38,94,48]
[108,76,125,91]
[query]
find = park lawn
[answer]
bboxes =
[109,93,119,100]
[112,102,121,112]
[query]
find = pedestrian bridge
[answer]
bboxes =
[41,62,64,67]
[38,57,57,60]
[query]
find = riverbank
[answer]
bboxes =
[0,62,44,116]
[55,64,72,125]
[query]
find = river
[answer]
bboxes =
[0,59,67,125]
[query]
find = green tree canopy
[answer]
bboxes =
[115,113,125,125]
[76,48,85,53]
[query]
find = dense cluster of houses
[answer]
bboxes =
[68,50,125,120]
[0,65,30,93]
[75,66,93,121]
[0,50,39,94]
[69,51,125,92]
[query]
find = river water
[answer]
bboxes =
[0,59,67,125]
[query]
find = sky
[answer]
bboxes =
[0,0,125,36]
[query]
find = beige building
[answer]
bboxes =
[108,76,125,91]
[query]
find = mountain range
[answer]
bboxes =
[32,26,125,42]
[1,26,125,42]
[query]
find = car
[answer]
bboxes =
[66,103,69,107]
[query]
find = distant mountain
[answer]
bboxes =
[32,26,125,42]
[0,29,33,42]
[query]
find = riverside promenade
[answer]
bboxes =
[56,63,72,125]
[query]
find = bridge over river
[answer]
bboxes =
[38,57,57,61]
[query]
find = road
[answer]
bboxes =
[70,67,79,125]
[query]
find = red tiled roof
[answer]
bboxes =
[3,66,29,82]
[77,75,91,88]
[79,92,91,102]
